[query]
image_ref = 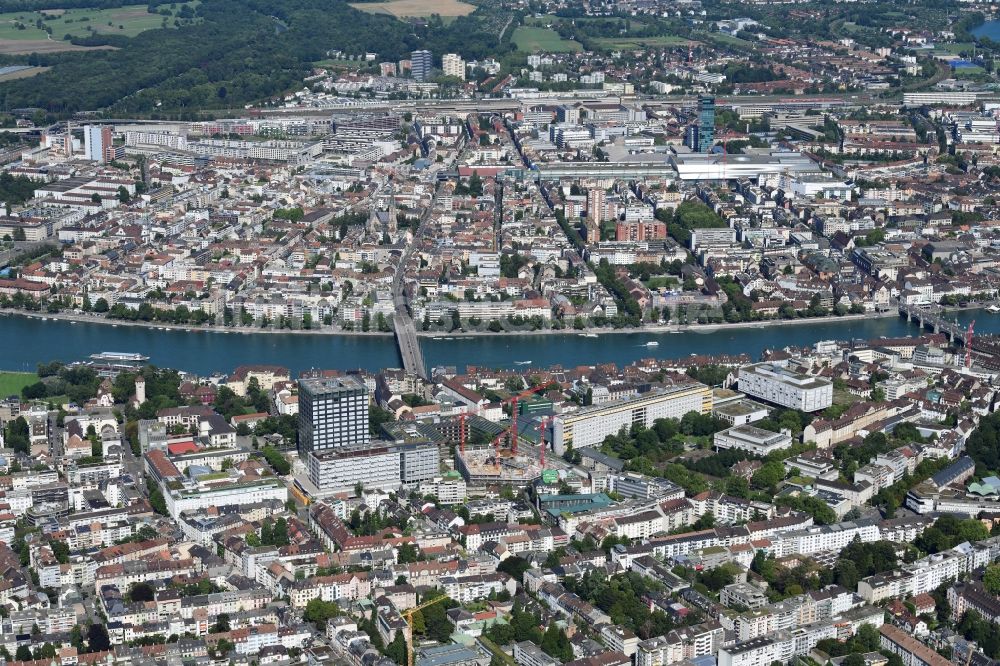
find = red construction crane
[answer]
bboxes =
[505,381,556,457]
[966,320,976,369]
[537,414,551,469]
[459,412,467,455]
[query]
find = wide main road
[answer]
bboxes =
[390,183,438,379]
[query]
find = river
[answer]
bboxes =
[0,309,994,376]
[972,20,1000,41]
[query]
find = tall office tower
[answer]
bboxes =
[442,53,465,80]
[298,375,370,453]
[83,125,112,163]
[697,95,715,153]
[685,124,699,151]
[411,50,433,82]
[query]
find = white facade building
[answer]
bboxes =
[553,384,712,452]
[307,443,439,492]
[737,363,832,412]
[442,53,465,80]
[714,424,792,456]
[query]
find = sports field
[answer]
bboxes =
[349,0,476,19]
[512,26,581,53]
[0,371,37,398]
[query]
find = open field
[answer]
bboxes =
[697,31,752,48]
[313,58,367,69]
[0,3,196,53]
[512,26,581,52]
[956,65,987,78]
[524,13,558,25]
[645,276,679,290]
[0,65,48,80]
[0,371,36,398]
[593,35,689,49]
[0,40,113,54]
[524,14,628,25]
[349,0,475,18]
[935,41,975,55]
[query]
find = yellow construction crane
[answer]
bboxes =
[401,594,449,666]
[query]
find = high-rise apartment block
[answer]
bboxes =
[84,125,112,163]
[298,375,370,453]
[411,50,433,82]
[586,188,606,242]
[442,53,465,80]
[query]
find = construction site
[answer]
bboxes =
[452,382,555,487]
[455,446,544,486]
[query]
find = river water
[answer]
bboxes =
[0,309,993,375]
[972,20,1000,41]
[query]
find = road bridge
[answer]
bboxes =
[393,314,427,380]
[898,303,970,343]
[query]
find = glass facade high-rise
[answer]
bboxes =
[298,375,370,453]
[411,50,433,82]
[697,95,715,153]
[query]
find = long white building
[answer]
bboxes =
[714,424,792,456]
[552,383,712,451]
[307,442,439,492]
[737,363,832,412]
[671,151,817,181]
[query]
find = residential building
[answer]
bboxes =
[442,53,465,80]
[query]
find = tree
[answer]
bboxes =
[129,582,155,602]
[420,593,455,642]
[87,623,111,652]
[541,623,573,662]
[984,563,1000,595]
[5,416,29,454]
[211,613,231,633]
[396,542,419,564]
[148,482,168,516]
[834,559,859,590]
[698,563,739,591]
[70,624,84,650]
[93,297,109,313]
[751,461,785,491]
[34,644,57,659]
[497,555,531,582]
[261,445,291,475]
[21,381,46,400]
[468,170,483,196]
[385,632,406,665]
[15,646,31,661]
[303,598,339,628]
